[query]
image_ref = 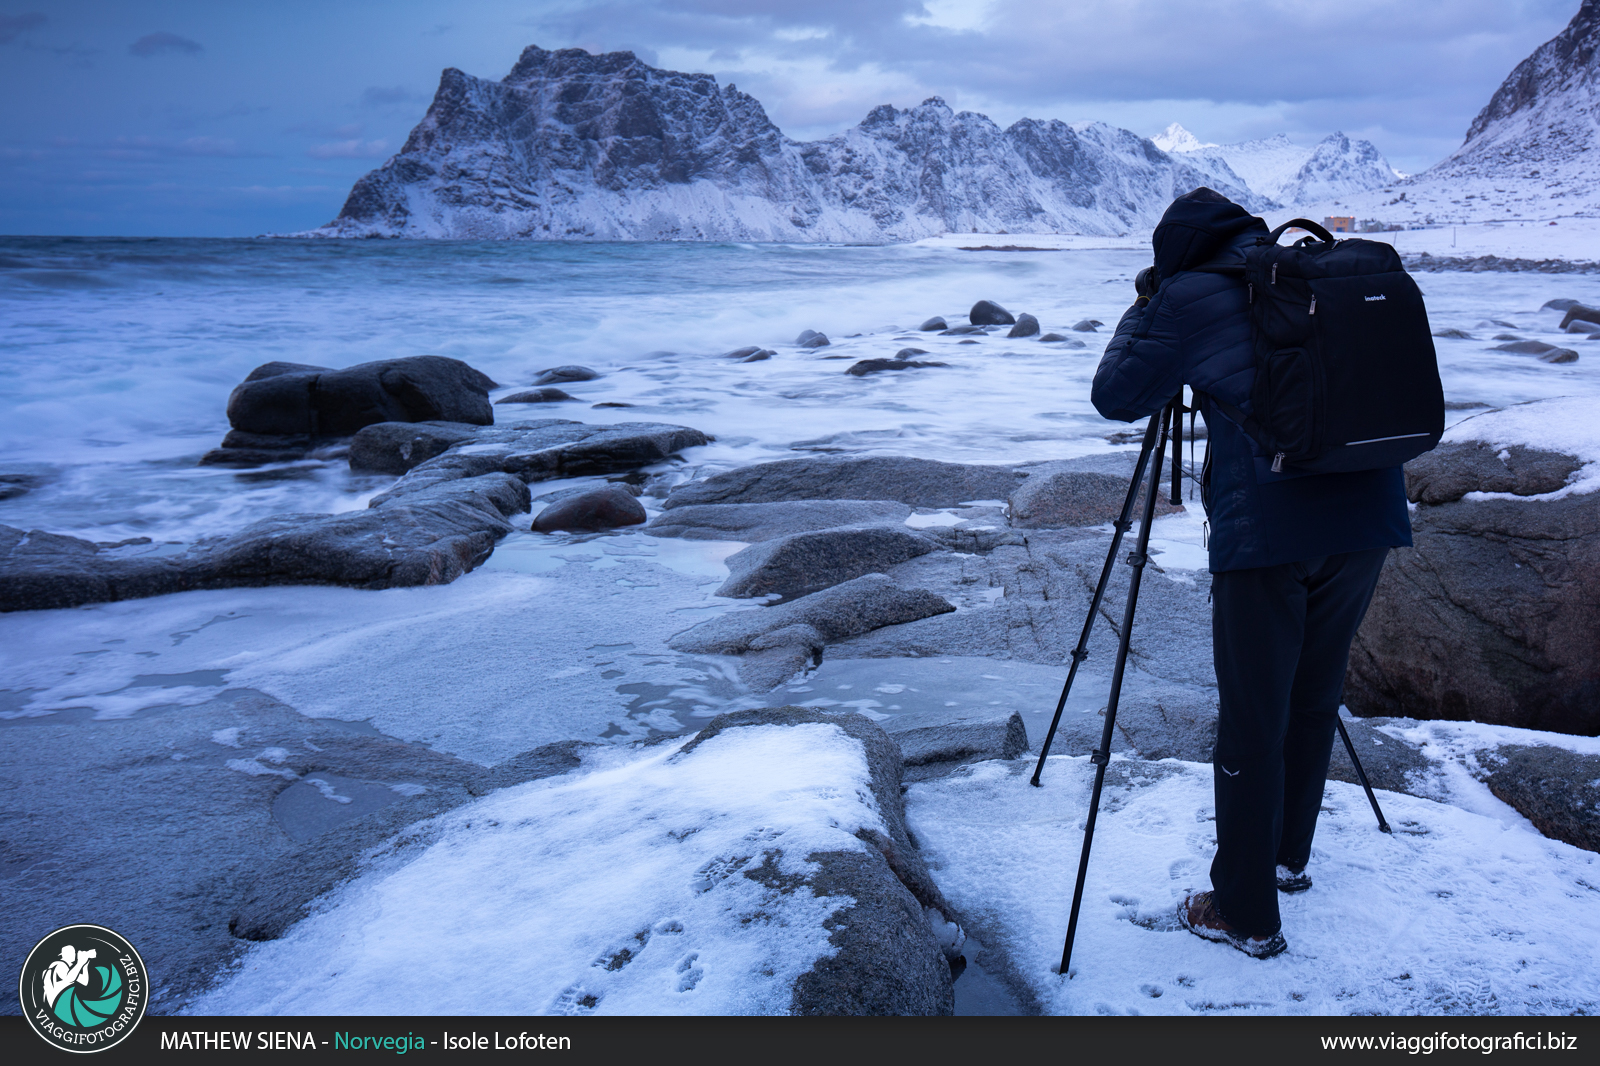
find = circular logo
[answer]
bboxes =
[18,924,148,1054]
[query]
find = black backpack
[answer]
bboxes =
[1206,218,1444,474]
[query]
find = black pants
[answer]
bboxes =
[1208,547,1389,936]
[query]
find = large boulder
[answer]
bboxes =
[1347,410,1600,736]
[532,485,647,533]
[646,500,913,542]
[1006,314,1040,338]
[968,300,1015,326]
[664,456,1025,511]
[205,357,497,466]
[716,527,939,600]
[1484,745,1600,853]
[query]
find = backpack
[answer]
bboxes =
[1205,218,1444,474]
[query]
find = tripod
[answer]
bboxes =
[1029,393,1392,978]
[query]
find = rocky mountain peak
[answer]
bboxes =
[1464,0,1599,142]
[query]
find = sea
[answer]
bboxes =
[2,236,1599,761]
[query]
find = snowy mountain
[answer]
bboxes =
[1158,127,1399,207]
[1291,0,1600,226]
[313,46,1268,241]
[1150,122,1214,153]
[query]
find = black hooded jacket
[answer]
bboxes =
[1091,190,1411,572]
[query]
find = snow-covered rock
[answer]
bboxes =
[1151,123,1215,153]
[312,45,1267,242]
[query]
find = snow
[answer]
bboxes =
[1443,396,1600,498]
[191,722,882,1016]
[1151,124,1215,154]
[907,755,1600,1015]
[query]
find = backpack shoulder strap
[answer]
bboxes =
[1265,218,1335,245]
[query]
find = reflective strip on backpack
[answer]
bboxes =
[1344,432,1433,446]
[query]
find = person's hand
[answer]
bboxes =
[1135,265,1159,299]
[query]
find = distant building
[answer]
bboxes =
[1325,216,1355,233]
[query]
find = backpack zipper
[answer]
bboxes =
[1309,294,1316,314]
[1270,262,1278,284]
[1272,452,1285,472]
[1248,282,1253,303]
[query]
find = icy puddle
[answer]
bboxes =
[907,755,1600,1015]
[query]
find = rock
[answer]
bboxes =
[896,347,929,358]
[646,500,913,542]
[0,472,529,612]
[1566,319,1600,333]
[664,456,1026,510]
[534,365,600,385]
[1071,319,1102,332]
[232,733,592,942]
[680,707,958,1015]
[1541,298,1584,311]
[742,350,774,362]
[1037,333,1069,343]
[1443,401,1491,410]
[717,526,939,600]
[371,419,711,500]
[1484,745,1600,853]
[670,574,955,690]
[1110,677,1219,763]
[531,485,648,533]
[221,356,496,445]
[1433,328,1473,339]
[1403,441,1582,504]
[1558,303,1600,330]
[968,300,1015,326]
[1492,333,1523,341]
[1009,453,1181,529]
[723,346,764,359]
[958,339,979,345]
[0,473,45,500]
[1006,313,1040,338]
[846,358,948,376]
[347,421,483,475]
[1326,716,1433,795]
[797,330,831,348]
[895,712,1029,783]
[939,325,986,335]
[593,401,635,408]
[1346,454,1600,735]
[0,685,580,1006]
[1476,320,1515,328]
[918,317,947,331]
[496,387,575,404]
[1493,339,1579,363]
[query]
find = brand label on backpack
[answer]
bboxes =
[1364,294,1387,302]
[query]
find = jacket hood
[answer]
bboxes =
[1151,188,1267,278]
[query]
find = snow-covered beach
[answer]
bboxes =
[3,233,1599,1016]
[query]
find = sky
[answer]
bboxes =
[0,0,1581,237]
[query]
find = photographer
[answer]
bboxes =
[1090,188,1413,958]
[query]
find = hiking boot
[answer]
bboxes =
[1177,891,1287,959]
[1276,864,1312,894]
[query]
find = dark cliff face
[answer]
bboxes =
[1465,0,1599,142]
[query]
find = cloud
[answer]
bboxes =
[100,136,259,159]
[129,32,203,57]
[361,86,414,107]
[306,139,391,159]
[0,11,45,44]
[509,0,1575,168]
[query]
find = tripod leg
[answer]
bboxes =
[1059,398,1177,977]
[1335,716,1392,833]
[1031,409,1165,787]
